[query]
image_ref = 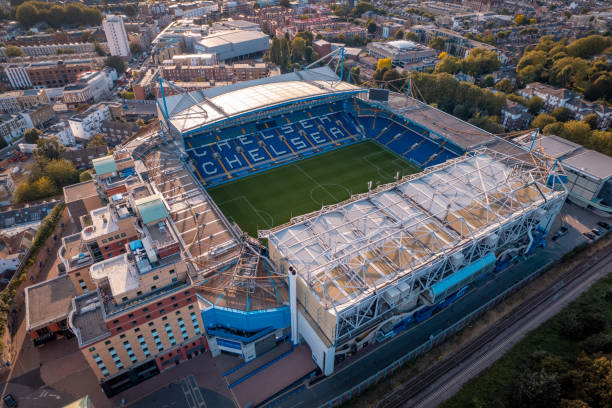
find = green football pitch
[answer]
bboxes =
[207,140,421,237]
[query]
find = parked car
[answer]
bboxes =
[591,228,602,236]
[3,394,17,407]
[583,232,596,240]
[552,225,569,241]
[597,221,610,230]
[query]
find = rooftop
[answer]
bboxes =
[267,150,563,312]
[26,274,77,331]
[135,194,168,225]
[81,206,119,240]
[515,134,581,160]
[166,67,361,134]
[563,149,612,181]
[63,180,98,203]
[90,253,138,297]
[92,155,117,176]
[69,291,109,347]
[381,93,495,150]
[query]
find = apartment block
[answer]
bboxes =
[68,103,112,140]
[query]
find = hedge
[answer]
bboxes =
[0,202,65,355]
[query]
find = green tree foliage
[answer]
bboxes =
[468,114,504,133]
[129,42,142,55]
[494,78,514,93]
[462,48,501,76]
[428,37,446,52]
[526,96,543,114]
[35,136,64,161]
[583,113,599,130]
[411,72,506,122]
[514,14,529,25]
[93,41,105,57]
[15,1,101,28]
[291,37,306,63]
[366,19,377,34]
[44,159,78,188]
[124,4,138,18]
[14,176,58,203]
[480,74,495,88]
[394,30,404,40]
[81,31,93,43]
[23,127,40,143]
[5,45,24,57]
[405,31,418,41]
[516,36,611,101]
[551,106,572,122]
[434,55,462,75]
[568,354,612,408]
[542,121,564,136]
[105,56,126,74]
[79,170,93,182]
[87,133,107,148]
[566,35,611,59]
[531,113,556,129]
[561,121,593,146]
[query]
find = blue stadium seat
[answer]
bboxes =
[406,140,439,166]
[235,134,272,164]
[188,146,225,181]
[316,116,350,142]
[277,124,312,153]
[212,140,249,171]
[296,119,333,146]
[259,129,294,159]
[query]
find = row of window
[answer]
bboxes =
[101,233,126,244]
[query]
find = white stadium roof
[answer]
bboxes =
[162,67,361,134]
[267,150,563,312]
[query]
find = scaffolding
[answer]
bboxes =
[265,148,567,344]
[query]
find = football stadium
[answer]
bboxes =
[156,63,568,376]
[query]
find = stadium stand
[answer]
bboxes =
[186,100,460,187]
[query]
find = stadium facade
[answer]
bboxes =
[153,66,568,376]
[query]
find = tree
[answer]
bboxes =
[532,113,556,130]
[81,31,93,43]
[526,96,543,115]
[514,14,529,26]
[129,42,142,55]
[382,68,402,92]
[560,400,590,408]
[23,128,41,144]
[270,37,281,65]
[124,4,138,17]
[376,58,392,71]
[291,37,306,63]
[462,48,501,76]
[33,176,57,198]
[509,366,561,408]
[394,30,404,40]
[349,66,360,84]
[568,354,612,408]
[542,122,564,135]
[5,45,24,58]
[551,106,572,122]
[15,2,38,27]
[494,78,514,93]
[562,121,592,145]
[435,55,462,74]
[79,170,93,182]
[44,159,78,188]
[93,41,105,57]
[468,115,504,133]
[87,133,107,148]
[105,56,126,74]
[583,113,599,130]
[428,37,446,52]
[366,19,377,35]
[36,136,64,160]
[405,31,418,41]
[481,74,495,88]
[566,35,610,59]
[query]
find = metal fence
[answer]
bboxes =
[319,261,552,408]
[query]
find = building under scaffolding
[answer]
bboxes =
[263,149,567,375]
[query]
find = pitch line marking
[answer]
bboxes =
[292,163,339,203]
[217,195,273,228]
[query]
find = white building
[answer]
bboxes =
[68,103,111,141]
[63,70,114,107]
[0,113,29,144]
[47,122,76,146]
[103,14,130,57]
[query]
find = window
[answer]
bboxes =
[120,334,126,339]
[157,302,163,307]
[159,309,165,315]
[137,335,150,358]
[148,322,154,327]
[190,312,201,336]
[108,237,113,241]
[152,329,163,351]
[134,328,140,333]
[146,314,151,319]
[171,296,175,301]
[164,323,176,346]
[92,353,109,377]
[153,275,159,281]
[108,347,123,370]
[151,285,157,290]
[104,246,110,251]
[121,233,126,237]
[115,235,120,239]
[175,311,181,315]
[88,347,95,352]
[102,239,107,244]
[162,316,167,321]
[121,297,128,302]
[137,291,142,296]
[128,313,134,318]
[188,305,194,310]
[105,340,111,345]
[173,304,178,308]
[143,307,148,312]
[169,269,175,274]
[123,341,137,364]
[178,318,188,340]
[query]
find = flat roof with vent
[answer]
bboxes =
[135,194,168,225]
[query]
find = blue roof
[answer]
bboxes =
[431,252,496,297]
[135,195,168,225]
[92,155,117,176]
